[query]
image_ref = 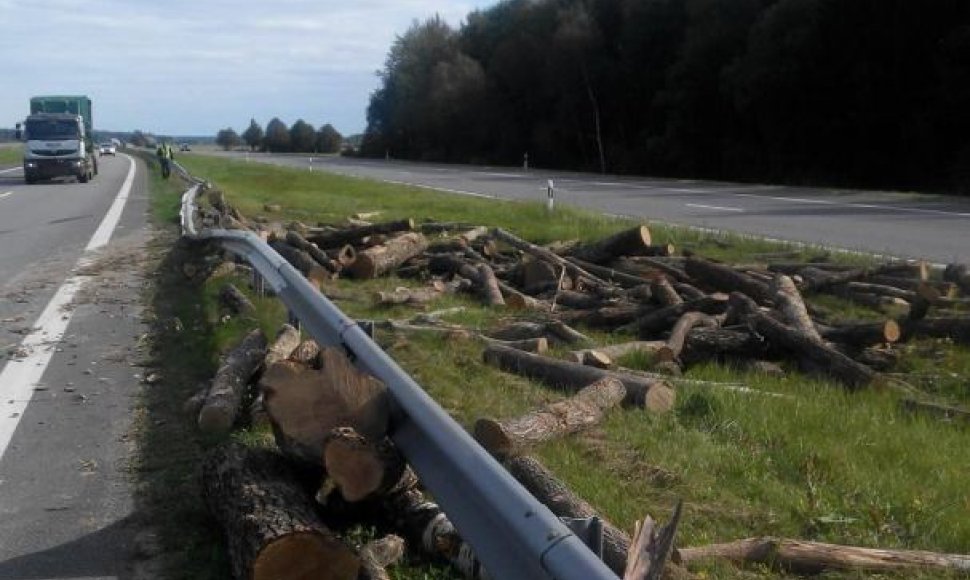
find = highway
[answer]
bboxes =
[0,155,149,579]
[214,152,970,264]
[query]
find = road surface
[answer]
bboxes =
[212,152,970,264]
[0,156,151,579]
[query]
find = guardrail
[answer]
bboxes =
[175,162,618,579]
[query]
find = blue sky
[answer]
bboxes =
[0,0,494,136]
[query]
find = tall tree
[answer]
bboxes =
[242,118,264,152]
[216,127,241,151]
[317,124,343,153]
[263,118,291,153]
[289,119,316,153]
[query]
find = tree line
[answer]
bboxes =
[216,118,344,153]
[361,0,970,193]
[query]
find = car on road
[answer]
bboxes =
[99,142,116,156]
[179,143,191,152]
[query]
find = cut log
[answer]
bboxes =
[673,283,706,301]
[359,535,406,580]
[322,428,406,502]
[264,324,301,369]
[554,290,606,310]
[219,283,255,315]
[520,258,560,294]
[771,275,821,342]
[637,295,730,338]
[261,347,390,466]
[308,218,415,249]
[373,284,443,306]
[487,321,547,341]
[572,225,652,265]
[841,281,916,301]
[685,257,773,304]
[651,277,683,306]
[325,244,357,268]
[818,320,901,345]
[347,232,429,279]
[201,443,360,580]
[901,317,970,344]
[491,228,613,293]
[675,537,970,575]
[483,344,675,411]
[640,243,676,257]
[623,501,682,580]
[728,292,875,388]
[558,304,641,330]
[581,349,614,368]
[545,320,591,345]
[565,256,652,289]
[474,377,626,456]
[270,240,333,285]
[943,263,970,292]
[290,339,321,366]
[570,342,672,365]
[663,312,719,362]
[616,256,689,282]
[198,329,268,434]
[285,230,339,272]
[476,262,505,306]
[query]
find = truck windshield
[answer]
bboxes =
[25,119,79,140]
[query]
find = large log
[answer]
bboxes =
[476,262,506,306]
[557,304,642,330]
[566,256,653,289]
[261,347,389,465]
[270,240,333,285]
[474,377,625,456]
[198,329,268,434]
[572,225,653,265]
[308,218,415,249]
[624,502,682,580]
[680,327,768,366]
[491,228,614,293]
[685,257,774,304]
[483,344,675,411]
[818,320,901,345]
[201,443,360,580]
[651,277,683,306]
[570,341,672,365]
[663,312,719,362]
[901,317,970,344]
[265,324,302,367]
[675,537,970,575]
[285,230,339,272]
[359,535,406,580]
[771,275,821,342]
[637,295,730,338]
[729,293,876,388]
[322,427,406,502]
[347,232,429,279]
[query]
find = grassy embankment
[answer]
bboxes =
[144,153,969,579]
[0,145,22,165]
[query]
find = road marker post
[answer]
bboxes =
[546,179,555,212]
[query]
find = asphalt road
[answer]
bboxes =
[212,151,970,264]
[0,155,150,580]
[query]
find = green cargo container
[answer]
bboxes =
[30,95,93,136]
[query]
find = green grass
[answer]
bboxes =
[160,154,970,579]
[0,144,22,165]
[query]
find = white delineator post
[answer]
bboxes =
[546,179,555,212]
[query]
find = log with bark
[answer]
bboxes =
[901,317,970,344]
[322,427,407,502]
[675,537,970,575]
[944,263,970,293]
[771,275,821,342]
[483,344,675,411]
[308,218,415,249]
[569,341,673,365]
[651,277,683,306]
[623,501,682,580]
[490,228,614,294]
[198,329,268,434]
[269,240,333,286]
[261,347,390,465]
[637,295,730,338]
[359,535,406,580]
[558,304,642,330]
[818,320,901,345]
[474,376,626,456]
[662,312,720,362]
[290,339,321,366]
[571,225,653,265]
[201,443,360,580]
[685,257,774,304]
[285,230,339,272]
[219,283,255,315]
[347,232,429,279]
[325,244,358,268]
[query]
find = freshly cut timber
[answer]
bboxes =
[308,218,415,249]
[373,283,445,306]
[326,244,357,267]
[623,501,682,580]
[486,321,548,341]
[662,312,720,362]
[285,230,339,272]
[685,257,774,304]
[519,258,560,294]
[558,304,641,330]
[772,275,822,342]
[680,327,767,366]
[322,427,406,502]
[348,232,429,279]
[728,293,875,388]
[491,227,613,293]
[269,240,333,285]
[545,320,591,345]
[219,283,255,315]
[570,341,672,365]
[571,225,652,265]
[264,324,301,367]
[675,537,970,575]
[565,256,653,289]
[201,443,360,580]
[554,290,606,310]
[901,317,970,344]
[261,347,390,465]
[637,295,730,338]
[474,376,625,456]
[359,535,406,580]
[483,344,674,410]
[818,320,901,345]
[198,329,268,434]
[290,339,321,366]
[476,262,505,306]
[651,277,683,306]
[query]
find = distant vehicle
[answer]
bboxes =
[179,143,191,152]
[99,142,116,156]
[16,95,98,184]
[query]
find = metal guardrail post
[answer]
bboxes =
[177,172,619,579]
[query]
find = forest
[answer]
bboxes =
[361,0,970,193]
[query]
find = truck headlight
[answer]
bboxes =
[25,162,37,168]
[73,161,83,167]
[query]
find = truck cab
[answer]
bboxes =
[16,95,98,184]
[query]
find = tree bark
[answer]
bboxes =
[474,377,625,456]
[675,537,970,575]
[359,535,406,580]
[680,327,767,366]
[322,428,406,503]
[651,277,683,307]
[219,283,255,315]
[663,312,719,362]
[491,228,613,293]
[325,244,357,268]
[261,348,390,466]
[270,240,333,286]
[483,344,675,411]
[685,257,774,304]
[285,230,339,272]
[557,304,642,330]
[308,218,415,249]
[290,339,321,366]
[476,262,506,306]
[901,317,970,344]
[201,443,360,580]
[198,329,268,434]
[570,342,672,365]
[771,275,822,342]
[347,232,429,279]
[637,295,730,338]
[818,320,901,345]
[572,226,653,265]
[624,502,682,580]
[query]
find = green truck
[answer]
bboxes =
[15,95,98,184]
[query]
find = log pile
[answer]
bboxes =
[190,190,970,578]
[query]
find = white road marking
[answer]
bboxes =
[686,203,744,212]
[0,167,22,174]
[0,154,136,461]
[382,178,496,199]
[0,191,13,200]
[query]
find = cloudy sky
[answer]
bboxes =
[0,0,494,136]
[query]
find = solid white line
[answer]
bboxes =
[0,191,12,199]
[0,154,136,460]
[0,167,21,174]
[686,203,744,212]
[383,178,496,199]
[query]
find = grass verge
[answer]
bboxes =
[159,154,969,579]
[0,144,22,166]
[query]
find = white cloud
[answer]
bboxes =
[0,0,493,135]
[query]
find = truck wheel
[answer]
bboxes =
[25,176,36,185]
[78,172,89,183]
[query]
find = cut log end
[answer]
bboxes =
[254,533,360,580]
[643,383,676,413]
[473,418,512,457]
